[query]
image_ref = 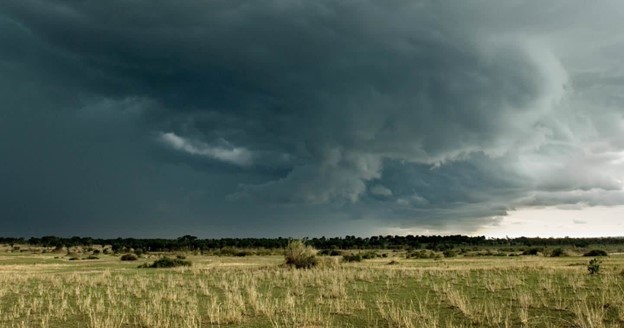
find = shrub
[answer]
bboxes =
[342,254,363,262]
[284,240,318,269]
[176,254,187,259]
[521,248,542,256]
[319,249,342,256]
[215,247,253,257]
[140,257,192,268]
[443,250,458,258]
[85,255,99,260]
[588,258,601,275]
[584,249,608,257]
[68,257,80,261]
[120,254,138,261]
[550,248,567,257]
[234,250,251,257]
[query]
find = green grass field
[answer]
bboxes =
[1,249,623,327]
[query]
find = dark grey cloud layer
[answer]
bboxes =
[1,1,624,237]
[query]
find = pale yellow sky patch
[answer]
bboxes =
[478,205,624,238]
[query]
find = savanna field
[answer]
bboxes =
[1,245,623,328]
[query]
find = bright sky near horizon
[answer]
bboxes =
[480,206,624,238]
[2,1,624,238]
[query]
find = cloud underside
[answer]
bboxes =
[1,1,624,236]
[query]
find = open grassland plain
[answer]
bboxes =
[0,251,623,327]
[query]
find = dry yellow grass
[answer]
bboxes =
[0,252,622,327]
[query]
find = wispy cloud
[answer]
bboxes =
[160,132,253,167]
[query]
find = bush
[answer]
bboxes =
[85,255,99,260]
[342,254,363,262]
[521,247,542,256]
[120,254,138,261]
[215,247,253,257]
[319,249,342,256]
[234,250,251,257]
[68,257,80,261]
[588,258,601,275]
[284,240,318,269]
[140,257,192,268]
[443,250,458,258]
[550,248,567,257]
[584,249,608,257]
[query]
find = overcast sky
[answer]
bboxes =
[1,1,624,238]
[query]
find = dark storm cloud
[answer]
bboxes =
[1,0,624,236]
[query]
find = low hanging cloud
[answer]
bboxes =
[1,0,624,237]
[232,149,383,205]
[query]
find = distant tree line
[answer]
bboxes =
[1,235,623,252]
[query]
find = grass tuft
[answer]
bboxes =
[284,240,318,269]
